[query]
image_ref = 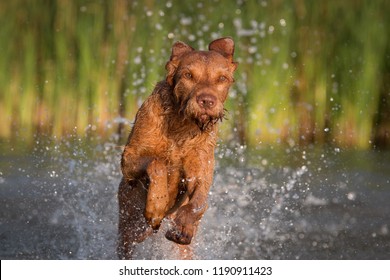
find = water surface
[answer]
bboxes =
[0,138,389,259]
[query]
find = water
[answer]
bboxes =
[0,137,389,259]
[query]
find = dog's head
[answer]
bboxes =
[165,37,238,130]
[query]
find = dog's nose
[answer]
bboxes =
[197,94,217,109]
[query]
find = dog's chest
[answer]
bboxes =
[165,129,216,161]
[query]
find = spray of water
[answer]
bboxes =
[1,137,389,259]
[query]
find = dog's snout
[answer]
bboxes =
[196,94,217,109]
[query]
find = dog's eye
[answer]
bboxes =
[184,72,193,79]
[218,75,228,83]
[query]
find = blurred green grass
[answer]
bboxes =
[0,0,389,149]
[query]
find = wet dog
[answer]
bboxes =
[117,37,237,259]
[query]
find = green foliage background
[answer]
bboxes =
[1,0,389,149]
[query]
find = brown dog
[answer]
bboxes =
[117,37,237,259]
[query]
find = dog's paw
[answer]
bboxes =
[145,195,169,230]
[165,224,194,245]
[144,210,164,231]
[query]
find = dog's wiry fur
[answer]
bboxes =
[117,37,237,259]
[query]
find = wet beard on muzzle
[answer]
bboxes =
[194,110,226,131]
[176,95,227,131]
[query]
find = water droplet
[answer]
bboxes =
[347,192,356,201]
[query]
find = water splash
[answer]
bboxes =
[1,138,389,259]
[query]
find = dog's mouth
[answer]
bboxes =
[199,113,212,123]
[177,95,226,130]
[194,110,226,131]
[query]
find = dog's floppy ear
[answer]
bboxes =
[170,41,195,60]
[209,37,238,71]
[165,41,194,86]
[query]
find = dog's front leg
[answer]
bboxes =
[165,154,214,245]
[144,158,169,230]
